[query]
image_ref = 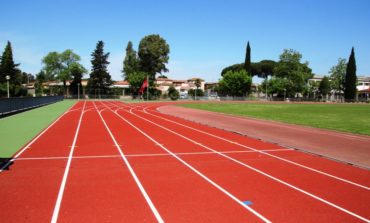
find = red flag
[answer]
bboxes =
[139,77,148,94]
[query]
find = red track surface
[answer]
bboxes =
[0,100,369,222]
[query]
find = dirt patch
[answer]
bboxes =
[158,105,370,169]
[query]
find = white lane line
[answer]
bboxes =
[94,101,164,223]
[117,104,370,223]
[101,101,272,223]
[139,106,370,191]
[51,101,86,223]
[0,101,80,173]
[14,149,294,161]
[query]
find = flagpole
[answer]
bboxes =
[146,75,149,101]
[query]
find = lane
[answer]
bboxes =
[99,101,269,222]
[111,102,369,222]
[56,101,158,222]
[143,103,370,187]
[126,103,370,218]
[0,101,82,222]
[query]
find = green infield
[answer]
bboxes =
[0,100,76,157]
[180,103,370,136]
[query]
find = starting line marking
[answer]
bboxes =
[13,148,294,161]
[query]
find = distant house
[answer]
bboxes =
[357,76,370,101]
[309,75,370,101]
[110,80,130,97]
[155,77,205,95]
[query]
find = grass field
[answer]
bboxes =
[0,100,75,157]
[180,103,370,136]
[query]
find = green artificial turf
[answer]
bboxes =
[0,100,75,157]
[180,103,370,136]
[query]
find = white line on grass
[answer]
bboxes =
[51,101,86,223]
[100,101,272,223]
[94,101,164,223]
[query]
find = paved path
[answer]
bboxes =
[158,105,370,169]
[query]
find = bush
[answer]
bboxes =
[168,86,179,100]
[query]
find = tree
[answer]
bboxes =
[260,77,291,98]
[42,49,84,95]
[126,71,147,98]
[138,34,170,82]
[0,41,22,97]
[344,47,357,101]
[168,86,179,100]
[218,70,252,97]
[329,58,346,99]
[274,49,313,96]
[21,72,34,84]
[89,41,112,96]
[35,70,46,95]
[244,42,251,72]
[122,41,139,80]
[69,63,87,96]
[319,76,331,100]
[254,60,276,78]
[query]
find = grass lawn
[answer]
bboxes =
[180,103,370,136]
[0,100,75,157]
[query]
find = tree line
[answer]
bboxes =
[0,34,170,98]
[0,41,34,97]
[219,42,357,101]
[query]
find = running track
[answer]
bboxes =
[0,100,369,222]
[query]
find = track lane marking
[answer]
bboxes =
[100,101,272,223]
[14,148,294,160]
[112,102,369,223]
[94,101,164,223]
[135,105,370,191]
[51,101,86,223]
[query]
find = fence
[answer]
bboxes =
[0,96,64,117]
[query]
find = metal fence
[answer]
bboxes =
[0,96,64,117]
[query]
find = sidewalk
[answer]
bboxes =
[158,105,370,169]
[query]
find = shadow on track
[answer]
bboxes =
[0,158,14,171]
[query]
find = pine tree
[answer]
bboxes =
[89,41,112,95]
[122,41,138,80]
[244,41,251,73]
[0,41,20,84]
[344,47,357,101]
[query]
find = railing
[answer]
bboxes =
[0,96,64,117]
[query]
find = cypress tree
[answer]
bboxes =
[344,47,357,101]
[0,41,19,83]
[89,41,112,95]
[244,41,251,73]
[122,41,138,80]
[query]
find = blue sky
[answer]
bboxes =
[1,0,369,82]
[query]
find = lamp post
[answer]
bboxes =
[6,75,10,98]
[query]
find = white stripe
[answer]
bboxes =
[102,101,272,223]
[140,106,370,191]
[94,101,164,223]
[14,148,294,161]
[117,103,369,223]
[51,101,86,223]
[0,101,80,172]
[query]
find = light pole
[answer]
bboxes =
[77,83,80,100]
[6,75,10,98]
[265,76,268,100]
[284,88,286,101]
